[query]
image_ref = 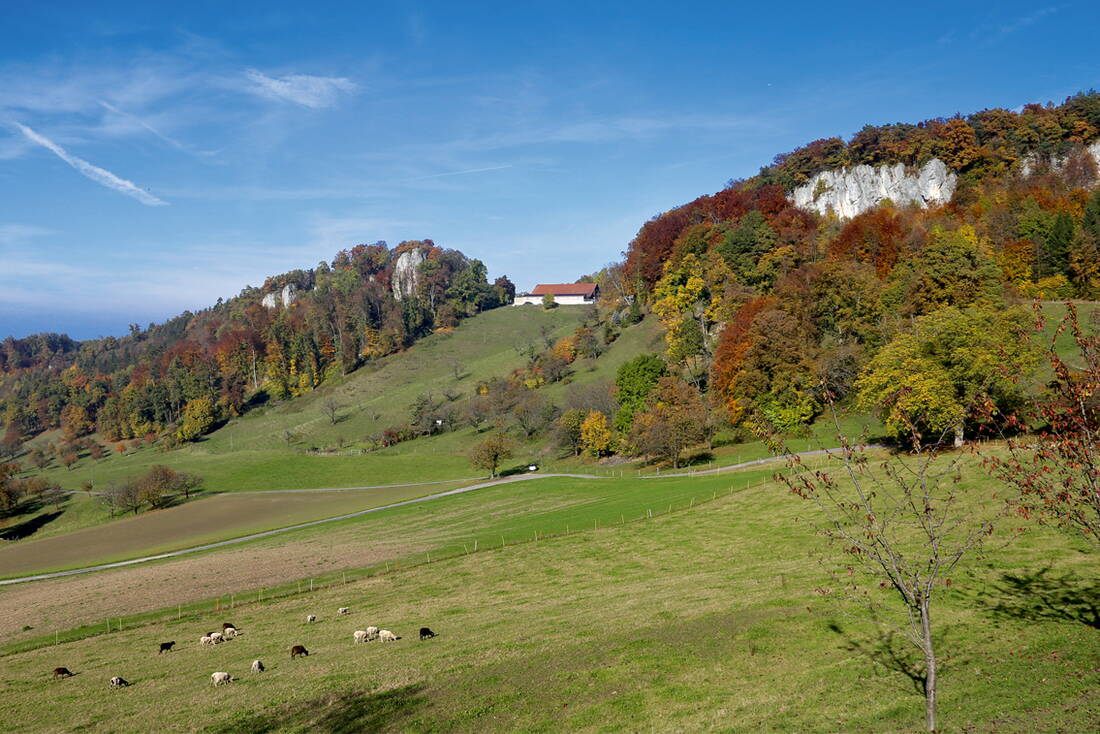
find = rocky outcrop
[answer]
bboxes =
[392,247,426,301]
[1019,140,1100,178]
[792,159,957,219]
[261,283,298,309]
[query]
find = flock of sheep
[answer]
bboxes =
[49,605,437,690]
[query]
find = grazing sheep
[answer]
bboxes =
[109,676,130,688]
[306,614,316,624]
[158,641,175,654]
[419,627,436,640]
[210,632,224,644]
[52,667,74,679]
[338,607,350,615]
[251,660,265,674]
[353,630,368,644]
[290,645,309,659]
[223,627,237,639]
[365,626,379,641]
[220,622,237,631]
[378,629,398,642]
[211,672,233,686]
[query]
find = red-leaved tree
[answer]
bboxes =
[987,302,1100,546]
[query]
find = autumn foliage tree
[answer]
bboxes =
[580,411,613,458]
[987,303,1100,546]
[468,432,513,478]
[627,377,707,467]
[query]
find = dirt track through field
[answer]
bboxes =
[0,478,600,639]
[0,473,596,584]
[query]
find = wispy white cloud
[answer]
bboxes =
[244,69,357,109]
[13,121,168,206]
[996,6,1060,37]
[0,223,53,246]
[98,100,215,157]
[406,164,513,181]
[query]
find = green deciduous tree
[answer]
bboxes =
[177,397,216,442]
[856,306,1039,446]
[883,227,1003,317]
[613,354,667,431]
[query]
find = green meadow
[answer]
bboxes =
[0,455,1095,733]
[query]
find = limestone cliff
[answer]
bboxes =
[1019,140,1100,178]
[261,283,298,309]
[392,247,426,301]
[791,159,957,219]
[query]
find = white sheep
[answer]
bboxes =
[306,614,317,623]
[338,607,350,615]
[200,635,214,647]
[223,627,237,639]
[365,626,379,641]
[211,672,233,686]
[210,632,224,644]
[251,660,265,674]
[353,630,369,644]
[378,629,397,642]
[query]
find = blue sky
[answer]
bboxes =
[1,1,1098,339]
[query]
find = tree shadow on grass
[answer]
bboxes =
[970,566,1100,630]
[827,622,927,698]
[205,683,427,734]
[0,510,64,540]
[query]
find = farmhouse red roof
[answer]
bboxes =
[530,283,598,296]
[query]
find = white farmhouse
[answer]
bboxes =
[513,283,599,306]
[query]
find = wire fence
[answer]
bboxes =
[2,472,778,657]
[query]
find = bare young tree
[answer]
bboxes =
[773,408,1009,732]
[102,478,146,516]
[449,360,466,382]
[321,396,342,425]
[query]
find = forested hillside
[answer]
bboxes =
[0,240,514,451]
[614,92,1100,446]
[4,93,1100,478]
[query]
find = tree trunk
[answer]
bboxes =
[953,421,964,448]
[920,596,937,732]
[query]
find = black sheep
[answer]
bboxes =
[158,641,175,654]
[419,627,436,640]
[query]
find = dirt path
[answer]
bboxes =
[1,447,872,586]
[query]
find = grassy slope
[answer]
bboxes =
[0,468,775,628]
[0,457,1096,733]
[0,480,469,578]
[4,301,1092,576]
[3,307,595,540]
[25,306,590,492]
